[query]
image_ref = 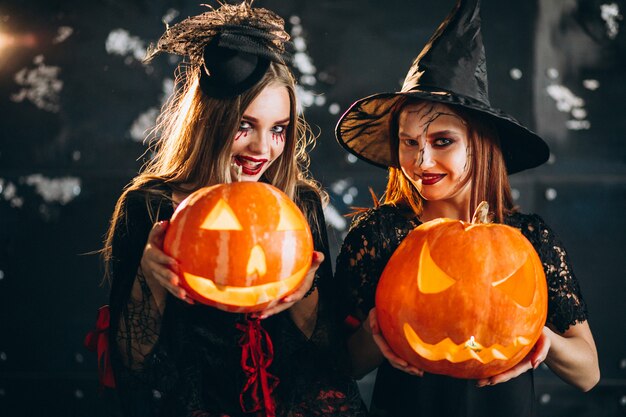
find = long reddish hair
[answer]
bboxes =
[383,97,514,223]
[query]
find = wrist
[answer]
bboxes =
[362,316,372,335]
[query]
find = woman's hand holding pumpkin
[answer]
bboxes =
[141,221,194,304]
[253,251,324,319]
[369,308,424,377]
[476,327,551,387]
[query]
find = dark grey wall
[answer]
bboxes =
[0,0,624,416]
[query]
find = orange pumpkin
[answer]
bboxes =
[375,206,548,379]
[163,182,313,313]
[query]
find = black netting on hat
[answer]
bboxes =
[145,2,293,98]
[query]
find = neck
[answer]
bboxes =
[420,195,472,223]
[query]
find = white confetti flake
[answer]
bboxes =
[328,103,341,115]
[53,26,73,44]
[105,29,146,61]
[323,203,347,231]
[162,9,180,25]
[509,68,523,80]
[130,78,173,143]
[565,119,591,130]
[130,108,159,142]
[582,79,600,90]
[11,55,62,113]
[546,84,590,130]
[22,174,81,205]
[600,3,622,39]
[544,188,558,201]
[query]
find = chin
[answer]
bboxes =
[240,175,260,182]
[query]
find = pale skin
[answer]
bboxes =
[132,83,322,338]
[348,101,600,391]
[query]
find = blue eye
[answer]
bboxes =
[239,121,252,130]
[272,125,286,134]
[433,137,453,147]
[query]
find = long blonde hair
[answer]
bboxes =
[103,62,322,277]
[384,97,514,223]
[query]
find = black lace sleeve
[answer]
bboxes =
[507,213,589,333]
[335,205,419,323]
[108,186,175,383]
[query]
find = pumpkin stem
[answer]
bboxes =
[471,201,491,224]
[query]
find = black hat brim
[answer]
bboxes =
[336,88,549,175]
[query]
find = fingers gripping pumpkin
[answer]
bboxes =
[164,182,314,313]
[375,204,548,379]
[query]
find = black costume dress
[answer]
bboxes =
[336,204,589,417]
[108,182,366,417]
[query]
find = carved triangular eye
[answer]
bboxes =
[492,255,536,307]
[276,199,305,231]
[200,199,243,230]
[418,241,456,294]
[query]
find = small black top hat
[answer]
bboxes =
[335,0,549,174]
[146,2,293,99]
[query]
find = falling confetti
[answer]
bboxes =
[53,26,73,44]
[129,78,173,142]
[323,203,347,231]
[130,108,159,142]
[582,79,600,90]
[288,15,329,113]
[162,8,180,25]
[11,55,62,112]
[105,28,146,61]
[22,174,81,205]
[545,84,590,130]
[600,3,622,39]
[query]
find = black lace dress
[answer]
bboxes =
[336,204,589,417]
[108,182,366,417]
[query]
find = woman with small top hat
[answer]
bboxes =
[335,0,599,415]
[98,2,366,416]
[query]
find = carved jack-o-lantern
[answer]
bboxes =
[163,182,313,313]
[375,206,548,379]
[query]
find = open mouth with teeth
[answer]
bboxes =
[182,262,309,312]
[234,156,268,176]
[403,323,532,364]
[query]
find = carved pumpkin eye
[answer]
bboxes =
[200,199,243,230]
[417,241,456,294]
[276,199,306,231]
[492,255,536,307]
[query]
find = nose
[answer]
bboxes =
[418,144,435,170]
[248,131,271,155]
[247,244,267,278]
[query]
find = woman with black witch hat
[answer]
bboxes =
[334,0,599,415]
[94,2,366,416]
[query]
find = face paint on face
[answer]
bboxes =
[397,102,472,203]
[230,83,290,182]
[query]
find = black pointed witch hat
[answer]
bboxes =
[335,0,549,174]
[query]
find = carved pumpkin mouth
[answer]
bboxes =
[403,323,532,364]
[183,262,309,308]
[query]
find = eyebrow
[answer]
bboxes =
[241,115,291,125]
[428,129,462,136]
[398,129,462,138]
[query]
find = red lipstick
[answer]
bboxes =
[234,156,268,176]
[420,173,446,185]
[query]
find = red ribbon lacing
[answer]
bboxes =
[236,316,279,417]
[84,305,116,389]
